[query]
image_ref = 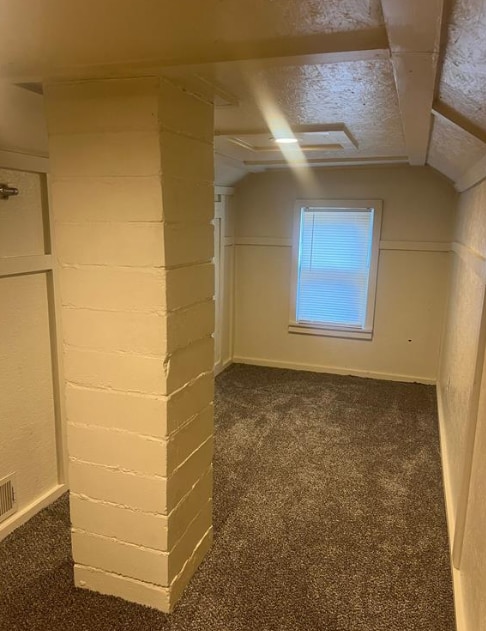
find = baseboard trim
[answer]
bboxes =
[437,386,467,631]
[0,483,67,543]
[232,356,436,385]
[215,358,233,377]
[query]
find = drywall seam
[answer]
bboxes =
[0,483,67,543]
[437,386,467,631]
[233,356,436,384]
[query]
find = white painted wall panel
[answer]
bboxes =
[0,274,58,513]
[233,166,456,382]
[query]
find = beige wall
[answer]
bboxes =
[0,84,48,157]
[232,166,456,382]
[0,167,60,535]
[438,179,486,631]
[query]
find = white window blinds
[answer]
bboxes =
[296,207,374,329]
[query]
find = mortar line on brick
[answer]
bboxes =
[55,219,212,227]
[166,500,212,555]
[69,456,167,480]
[75,563,169,590]
[72,527,169,555]
[64,332,213,360]
[168,403,214,440]
[63,343,165,359]
[51,172,163,179]
[61,297,214,316]
[66,379,166,397]
[59,261,213,273]
[64,342,166,360]
[168,465,212,513]
[51,173,161,181]
[61,304,169,316]
[59,263,167,272]
[66,382,168,400]
[168,437,213,479]
[49,130,162,139]
[68,421,169,444]
[66,368,213,398]
[168,526,213,589]
[71,492,168,518]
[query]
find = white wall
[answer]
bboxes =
[0,166,63,539]
[438,179,486,631]
[232,166,456,382]
[214,191,235,374]
[0,83,48,157]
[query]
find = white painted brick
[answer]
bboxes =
[68,424,167,476]
[165,263,214,311]
[70,495,168,550]
[65,384,167,436]
[167,467,212,549]
[166,372,214,434]
[169,527,212,608]
[163,223,213,267]
[166,300,214,353]
[45,78,160,134]
[50,176,163,222]
[160,131,213,182]
[158,81,213,143]
[167,438,213,511]
[72,530,169,585]
[161,176,213,224]
[49,131,161,177]
[55,222,164,267]
[74,565,171,612]
[168,501,212,581]
[64,347,167,394]
[69,460,167,513]
[167,406,213,474]
[62,308,167,355]
[60,266,166,312]
[165,336,214,394]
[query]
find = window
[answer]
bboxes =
[289,200,382,339]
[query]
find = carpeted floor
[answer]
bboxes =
[0,365,456,630]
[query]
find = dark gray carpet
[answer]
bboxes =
[0,364,456,630]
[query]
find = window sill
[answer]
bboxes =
[288,323,373,340]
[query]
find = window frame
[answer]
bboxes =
[289,199,383,340]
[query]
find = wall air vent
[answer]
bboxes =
[0,474,17,524]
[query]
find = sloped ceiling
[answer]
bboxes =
[0,0,485,190]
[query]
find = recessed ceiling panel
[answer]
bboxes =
[214,59,405,162]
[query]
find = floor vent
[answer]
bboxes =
[0,474,17,524]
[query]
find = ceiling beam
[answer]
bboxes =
[381,0,444,165]
[432,101,486,145]
[244,156,409,171]
[10,29,390,83]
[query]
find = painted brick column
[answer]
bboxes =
[44,78,214,611]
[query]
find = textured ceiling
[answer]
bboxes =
[428,114,486,182]
[213,59,405,166]
[439,0,486,132]
[2,0,486,189]
[0,0,385,77]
